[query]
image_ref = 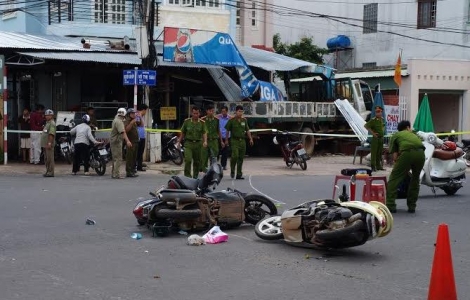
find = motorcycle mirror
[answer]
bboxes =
[271,129,278,133]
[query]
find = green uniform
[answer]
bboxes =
[125,117,139,176]
[225,117,249,178]
[110,116,125,178]
[181,118,207,178]
[41,120,56,176]
[201,116,220,170]
[386,130,425,211]
[365,117,385,170]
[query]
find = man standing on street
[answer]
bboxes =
[177,106,207,179]
[70,114,100,175]
[125,108,139,178]
[30,104,45,164]
[41,109,56,177]
[364,106,385,172]
[136,104,149,172]
[217,106,231,170]
[386,120,425,214]
[110,108,132,179]
[225,105,253,180]
[200,105,222,171]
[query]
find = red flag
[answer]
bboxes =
[394,52,402,87]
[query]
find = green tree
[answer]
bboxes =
[273,34,328,64]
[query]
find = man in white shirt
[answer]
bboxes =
[70,114,100,175]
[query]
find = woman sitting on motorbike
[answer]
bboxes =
[71,114,101,175]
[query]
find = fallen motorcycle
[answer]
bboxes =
[133,158,278,236]
[254,196,393,249]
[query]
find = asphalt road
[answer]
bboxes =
[0,172,469,300]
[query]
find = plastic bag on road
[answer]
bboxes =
[202,226,228,244]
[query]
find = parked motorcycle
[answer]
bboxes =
[161,133,183,165]
[417,131,467,195]
[132,158,278,236]
[87,143,108,176]
[254,196,393,250]
[272,130,309,170]
[56,123,73,164]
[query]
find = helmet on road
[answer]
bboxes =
[82,114,90,123]
[44,109,54,116]
[117,108,126,116]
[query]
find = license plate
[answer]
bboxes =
[99,149,108,156]
[60,142,68,149]
[297,148,306,156]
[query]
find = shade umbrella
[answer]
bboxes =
[413,93,435,132]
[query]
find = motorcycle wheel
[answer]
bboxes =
[254,216,283,240]
[299,157,307,170]
[169,148,184,166]
[441,186,460,196]
[65,152,72,164]
[155,209,202,219]
[94,157,106,176]
[244,194,278,225]
[315,220,364,241]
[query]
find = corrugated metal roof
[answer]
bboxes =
[237,46,319,72]
[207,68,243,101]
[18,52,141,65]
[291,69,409,82]
[0,31,112,51]
[18,51,223,68]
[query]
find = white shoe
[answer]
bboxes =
[84,172,90,176]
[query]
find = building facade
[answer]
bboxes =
[234,0,273,49]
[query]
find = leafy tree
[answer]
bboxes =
[273,33,328,64]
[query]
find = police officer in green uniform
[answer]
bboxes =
[364,106,385,171]
[200,105,223,171]
[386,120,425,213]
[41,109,56,177]
[125,108,140,178]
[110,108,132,179]
[224,105,253,179]
[178,106,207,178]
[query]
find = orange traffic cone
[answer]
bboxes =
[428,224,457,300]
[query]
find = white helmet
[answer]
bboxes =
[273,136,279,145]
[44,109,54,116]
[117,108,127,116]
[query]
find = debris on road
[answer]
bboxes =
[178,230,188,235]
[131,233,143,240]
[85,219,96,225]
[187,234,206,246]
[202,226,228,244]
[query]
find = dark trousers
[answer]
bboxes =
[219,144,229,168]
[73,143,90,173]
[136,138,145,169]
[126,142,138,175]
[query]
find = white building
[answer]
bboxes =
[272,0,470,136]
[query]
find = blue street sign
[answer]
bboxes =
[123,70,157,86]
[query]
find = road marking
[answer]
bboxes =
[248,175,286,205]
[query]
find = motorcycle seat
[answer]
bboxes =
[173,175,200,190]
[432,148,464,160]
[289,141,301,147]
[461,139,470,147]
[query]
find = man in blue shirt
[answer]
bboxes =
[217,106,231,170]
[136,104,149,171]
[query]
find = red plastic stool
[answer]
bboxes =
[362,183,386,204]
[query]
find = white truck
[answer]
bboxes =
[215,77,374,156]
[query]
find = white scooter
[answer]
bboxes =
[417,131,467,195]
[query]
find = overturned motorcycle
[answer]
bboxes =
[133,159,278,237]
[255,198,393,249]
